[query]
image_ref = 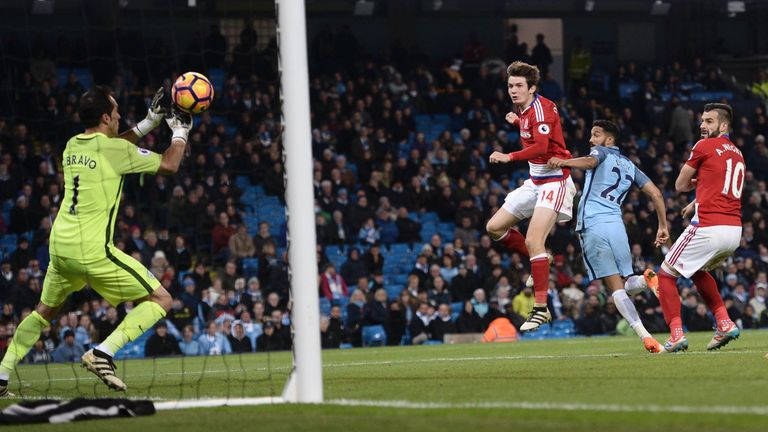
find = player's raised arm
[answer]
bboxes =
[158,106,193,175]
[119,87,166,144]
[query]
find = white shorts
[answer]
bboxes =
[501,177,576,222]
[663,224,741,278]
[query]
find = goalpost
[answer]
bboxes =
[276,0,324,403]
[159,0,323,409]
[1,0,320,411]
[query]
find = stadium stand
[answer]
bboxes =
[1,16,768,364]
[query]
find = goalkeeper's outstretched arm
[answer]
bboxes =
[158,107,192,175]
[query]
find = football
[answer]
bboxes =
[171,71,214,114]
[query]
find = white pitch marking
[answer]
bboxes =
[327,398,768,416]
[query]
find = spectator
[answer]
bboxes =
[145,321,181,357]
[340,248,367,286]
[320,263,348,301]
[229,224,256,261]
[428,303,456,342]
[320,315,342,349]
[228,321,253,353]
[198,321,232,355]
[456,300,483,333]
[512,285,535,318]
[363,288,389,327]
[24,340,51,364]
[254,320,282,352]
[51,330,84,363]
[358,217,380,245]
[211,212,236,259]
[179,325,202,356]
[530,33,553,76]
[345,289,366,346]
[410,302,434,345]
[687,303,714,332]
[362,243,384,275]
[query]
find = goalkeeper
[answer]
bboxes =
[0,85,192,395]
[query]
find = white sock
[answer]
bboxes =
[612,289,651,339]
[94,344,114,358]
[624,275,647,296]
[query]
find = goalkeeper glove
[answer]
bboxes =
[133,87,165,138]
[165,105,193,142]
[132,87,166,138]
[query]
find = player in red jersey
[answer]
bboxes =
[486,61,575,331]
[656,103,744,353]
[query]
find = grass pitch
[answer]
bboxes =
[2,330,767,431]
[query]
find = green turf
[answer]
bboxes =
[2,330,768,431]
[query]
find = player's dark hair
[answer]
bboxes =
[506,61,540,90]
[592,120,620,140]
[703,103,734,126]
[78,85,115,128]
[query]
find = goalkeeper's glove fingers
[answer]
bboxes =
[165,105,193,142]
[133,87,166,137]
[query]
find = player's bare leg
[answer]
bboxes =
[604,274,661,353]
[486,209,529,258]
[519,206,557,332]
[85,287,173,391]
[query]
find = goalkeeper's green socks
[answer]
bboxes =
[0,311,49,381]
[96,301,166,357]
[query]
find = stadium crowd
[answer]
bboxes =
[1,22,768,361]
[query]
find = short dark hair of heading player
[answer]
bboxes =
[507,61,540,90]
[78,85,115,129]
[703,103,734,127]
[592,120,620,140]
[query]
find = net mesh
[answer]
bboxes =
[0,1,292,403]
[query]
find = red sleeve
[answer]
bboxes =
[321,276,332,300]
[685,139,708,170]
[508,123,550,161]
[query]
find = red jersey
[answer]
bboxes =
[686,136,744,227]
[507,95,571,185]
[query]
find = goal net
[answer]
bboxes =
[0,0,320,409]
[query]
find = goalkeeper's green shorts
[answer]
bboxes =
[41,247,161,308]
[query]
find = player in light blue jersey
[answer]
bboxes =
[548,120,669,353]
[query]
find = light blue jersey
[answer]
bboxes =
[576,146,650,232]
[577,145,651,280]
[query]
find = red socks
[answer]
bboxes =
[691,271,732,331]
[658,269,684,340]
[500,228,529,259]
[530,255,549,304]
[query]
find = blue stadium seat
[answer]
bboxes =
[618,82,640,99]
[423,340,443,345]
[362,325,387,347]
[242,258,259,277]
[420,212,438,223]
[450,302,464,315]
[206,67,226,93]
[389,243,411,256]
[690,91,732,102]
[385,284,404,301]
[393,274,410,285]
[177,270,192,284]
[319,298,331,316]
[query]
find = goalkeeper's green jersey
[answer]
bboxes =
[50,132,161,260]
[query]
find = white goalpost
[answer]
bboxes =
[156,0,322,410]
[276,0,324,403]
